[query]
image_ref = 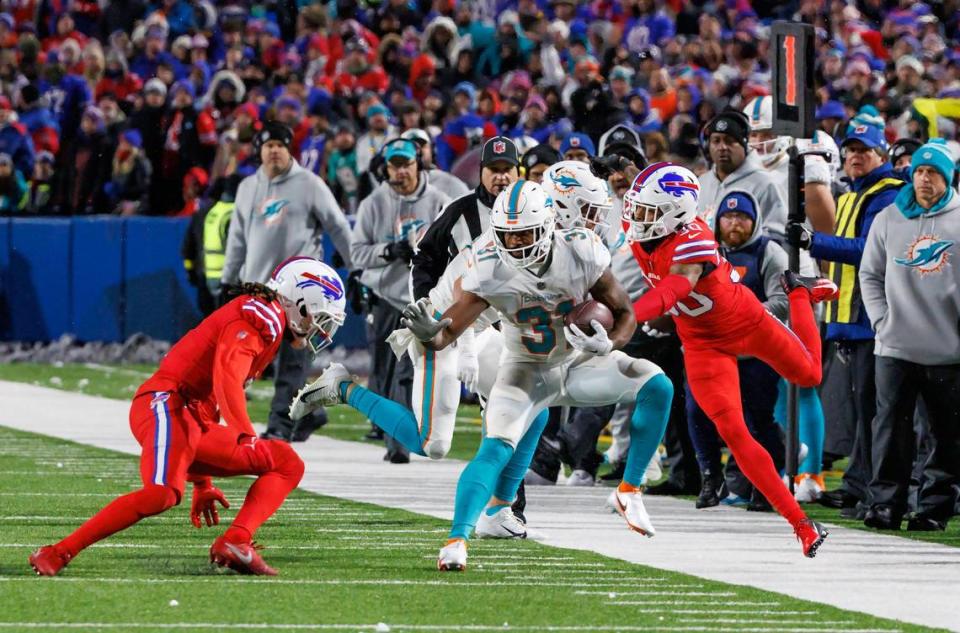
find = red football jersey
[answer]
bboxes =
[629,217,767,347]
[137,295,285,434]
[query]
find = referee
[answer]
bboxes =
[411,136,519,300]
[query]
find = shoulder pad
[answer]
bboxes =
[238,298,285,345]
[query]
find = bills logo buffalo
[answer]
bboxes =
[296,273,344,300]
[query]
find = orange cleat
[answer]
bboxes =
[794,518,829,558]
[29,545,71,576]
[210,535,278,576]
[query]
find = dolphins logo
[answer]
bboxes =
[895,235,954,275]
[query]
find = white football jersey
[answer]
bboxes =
[427,245,499,331]
[462,227,612,364]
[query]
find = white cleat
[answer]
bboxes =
[643,454,663,483]
[475,507,545,541]
[437,539,467,572]
[608,488,656,537]
[523,469,556,486]
[794,474,825,503]
[566,469,595,487]
[289,363,351,420]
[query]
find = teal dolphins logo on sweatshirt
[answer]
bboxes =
[260,198,290,225]
[895,234,955,275]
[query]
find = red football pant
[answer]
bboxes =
[684,291,820,527]
[56,391,304,559]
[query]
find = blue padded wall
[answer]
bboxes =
[8,219,72,342]
[71,217,125,342]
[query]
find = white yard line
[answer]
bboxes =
[0,380,955,632]
[0,624,904,633]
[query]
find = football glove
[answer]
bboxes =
[190,481,230,528]
[401,298,451,343]
[564,321,613,356]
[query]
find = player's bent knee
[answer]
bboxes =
[138,484,180,516]
[265,440,305,483]
[636,373,673,409]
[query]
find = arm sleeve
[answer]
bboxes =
[350,197,391,270]
[632,274,694,322]
[809,190,898,265]
[411,199,463,300]
[759,241,789,322]
[212,319,266,437]
[312,177,354,269]
[858,210,889,329]
[220,182,250,285]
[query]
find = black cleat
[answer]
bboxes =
[780,271,839,303]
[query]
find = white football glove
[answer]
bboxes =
[456,327,480,392]
[563,320,613,356]
[641,322,671,338]
[401,298,451,343]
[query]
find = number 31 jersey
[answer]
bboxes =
[463,227,611,364]
[629,217,767,348]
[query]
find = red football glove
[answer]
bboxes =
[190,481,230,528]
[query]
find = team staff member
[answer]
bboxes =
[221,122,354,442]
[351,138,450,462]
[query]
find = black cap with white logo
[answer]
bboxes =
[481,136,520,167]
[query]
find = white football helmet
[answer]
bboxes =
[795,129,841,178]
[744,96,793,167]
[267,257,347,353]
[621,162,700,242]
[491,179,556,269]
[541,160,613,234]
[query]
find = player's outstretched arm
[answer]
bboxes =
[589,268,637,351]
[631,263,702,323]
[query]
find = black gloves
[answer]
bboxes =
[331,251,345,269]
[346,270,370,314]
[383,241,415,263]
[786,222,813,250]
[589,154,633,180]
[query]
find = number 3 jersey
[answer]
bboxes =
[629,217,767,347]
[462,228,611,364]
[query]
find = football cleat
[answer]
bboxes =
[794,518,829,558]
[566,469,595,487]
[523,468,557,486]
[28,545,71,577]
[210,536,278,576]
[475,506,545,541]
[780,271,839,303]
[607,488,656,537]
[289,363,352,420]
[437,538,467,572]
[794,473,825,503]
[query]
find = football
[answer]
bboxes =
[564,299,614,336]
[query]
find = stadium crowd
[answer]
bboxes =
[2,0,960,532]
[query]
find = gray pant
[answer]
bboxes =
[870,356,960,520]
[370,299,414,458]
[267,338,327,440]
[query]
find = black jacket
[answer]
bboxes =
[411,184,497,300]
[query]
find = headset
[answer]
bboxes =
[373,137,425,185]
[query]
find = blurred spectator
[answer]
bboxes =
[17,85,59,157]
[356,103,395,176]
[560,132,595,163]
[104,128,151,215]
[520,143,561,184]
[400,128,469,199]
[97,49,143,105]
[26,151,56,215]
[158,80,216,214]
[175,167,208,217]
[860,139,960,531]
[327,120,360,214]
[0,152,27,214]
[0,95,36,177]
[57,106,110,214]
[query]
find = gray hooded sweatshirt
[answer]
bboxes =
[698,151,789,242]
[221,159,353,285]
[351,177,451,310]
[860,188,960,365]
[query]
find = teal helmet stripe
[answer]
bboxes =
[752,96,763,122]
[507,179,526,220]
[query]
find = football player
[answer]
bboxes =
[403,180,673,571]
[623,162,834,557]
[28,258,346,576]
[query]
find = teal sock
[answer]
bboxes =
[774,380,824,474]
[343,384,426,457]
[484,503,509,516]
[623,373,673,487]
[493,409,549,501]
[449,438,514,540]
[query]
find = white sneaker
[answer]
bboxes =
[523,469,556,486]
[476,506,527,539]
[794,474,825,503]
[607,488,656,537]
[289,363,351,420]
[437,539,467,571]
[566,469,595,487]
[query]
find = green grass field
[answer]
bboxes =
[1,362,957,549]
[0,425,944,633]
